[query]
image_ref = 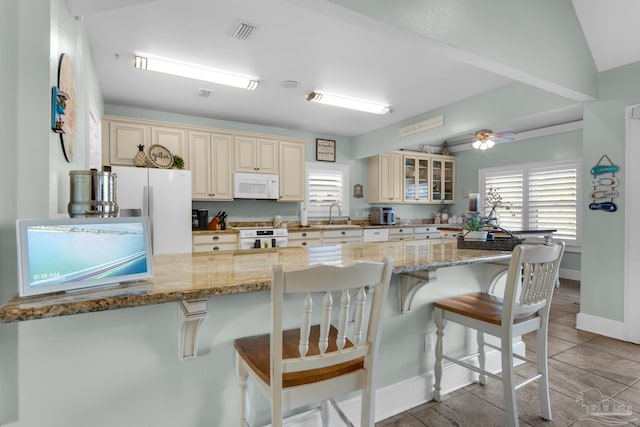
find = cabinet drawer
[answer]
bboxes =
[414,233,441,240]
[287,239,322,247]
[322,229,363,239]
[193,233,238,245]
[363,228,389,242]
[193,242,237,252]
[389,227,414,236]
[288,231,322,240]
[390,236,413,241]
[413,226,439,234]
[323,236,362,244]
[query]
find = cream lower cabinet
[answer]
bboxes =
[106,119,188,167]
[278,141,305,201]
[368,152,403,203]
[287,230,322,247]
[322,228,363,244]
[413,226,441,239]
[192,233,238,252]
[190,131,234,201]
[234,136,278,174]
[389,227,414,241]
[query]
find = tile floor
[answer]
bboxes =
[377,280,640,426]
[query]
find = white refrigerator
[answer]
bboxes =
[112,166,192,255]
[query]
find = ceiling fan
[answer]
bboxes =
[470,129,516,150]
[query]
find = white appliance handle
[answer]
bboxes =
[142,186,150,217]
[147,186,153,220]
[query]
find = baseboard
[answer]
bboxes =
[559,268,580,281]
[275,341,526,427]
[576,312,624,340]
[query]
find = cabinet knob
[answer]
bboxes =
[213,246,220,250]
[341,231,346,235]
[301,232,307,237]
[302,242,307,246]
[212,235,220,240]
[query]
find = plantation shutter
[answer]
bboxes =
[528,164,578,241]
[306,164,348,217]
[480,159,580,245]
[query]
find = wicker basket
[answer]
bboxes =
[456,228,523,251]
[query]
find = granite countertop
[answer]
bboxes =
[193,222,437,234]
[0,240,511,323]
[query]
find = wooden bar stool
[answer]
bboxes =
[433,242,564,427]
[234,257,393,427]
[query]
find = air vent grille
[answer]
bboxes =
[232,22,257,40]
[198,88,213,98]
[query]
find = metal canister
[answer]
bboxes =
[91,170,118,217]
[68,170,93,217]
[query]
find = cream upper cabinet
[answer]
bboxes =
[107,119,187,167]
[368,152,403,203]
[431,155,455,203]
[403,154,430,203]
[278,141,305,202]
[108,120,150,166]
[151,125,188,165]
[190,131,234,201]
[234,136,278,174]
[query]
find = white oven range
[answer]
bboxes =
[236,227,288,249]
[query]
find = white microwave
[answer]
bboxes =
[233,172,279,200]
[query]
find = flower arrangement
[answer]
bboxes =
[484,186,512,225]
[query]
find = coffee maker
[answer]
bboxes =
[192,209,209,230]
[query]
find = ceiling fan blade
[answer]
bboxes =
[492,136,515,143]
[493,131,516,138]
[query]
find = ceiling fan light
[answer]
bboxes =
[479,142,489,150]
[134,55,259,91]
[472,140,481,149]
[306,90,390,115]
[486,138,495,148]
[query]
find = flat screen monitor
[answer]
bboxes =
[16,217,153,297]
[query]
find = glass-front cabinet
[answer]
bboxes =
[431,155,455,203]
[404,155,430,202]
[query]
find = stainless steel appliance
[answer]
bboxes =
[237,227,288,249]
[68,169,118,218]
[370,207,396,225]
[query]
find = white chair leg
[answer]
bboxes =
[433,309,445,401]
[360,381,375,427]
[536,322,552,420]
[501,337,519,427]
[477,330,487,385]
[320,400,330,427]
[237,356,250,427]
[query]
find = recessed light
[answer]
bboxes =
[280,80,300,89]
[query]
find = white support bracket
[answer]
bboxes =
[399,270,438,313]
[178,299,209,361]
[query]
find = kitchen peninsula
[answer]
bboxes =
[0,239,510,324]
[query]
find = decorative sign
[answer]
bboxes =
[353,184,363,198]
[148,144,174,168]
[54,53,76,162]
[589,154,619,213]
[399,114,444,138]
[316,138,336,162]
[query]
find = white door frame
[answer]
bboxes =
[624,105,640,343]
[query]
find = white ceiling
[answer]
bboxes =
[69,0,640,142]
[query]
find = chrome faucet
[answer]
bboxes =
[329,203,342,224]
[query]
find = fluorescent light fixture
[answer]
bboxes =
[306,91,391,115]
[134,55,259,91]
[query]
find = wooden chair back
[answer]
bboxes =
[270,257,393,386]
[503,242,565,323]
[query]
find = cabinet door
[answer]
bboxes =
[189,131,212,199]
[109,120,150,165]
[256,138,278,174]
[210,134,234,200]
[152,126,187,166]
[234,136,257,172]
[278,141,305,201]
[404,155,430,203]
[386,153,403,201]
[431,156,455,203]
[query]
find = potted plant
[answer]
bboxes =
[463,216,488,241]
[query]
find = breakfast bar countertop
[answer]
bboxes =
[0,239,511,323]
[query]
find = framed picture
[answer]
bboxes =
[316,138,336,162]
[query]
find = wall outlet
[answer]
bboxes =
[424,331,434,353]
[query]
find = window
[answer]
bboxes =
[479,159,581,245]
[306,162,350,217]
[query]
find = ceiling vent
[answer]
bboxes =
[198,88,213,98]
[232,22,257,41]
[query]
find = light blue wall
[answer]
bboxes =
[580,61,640,322]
